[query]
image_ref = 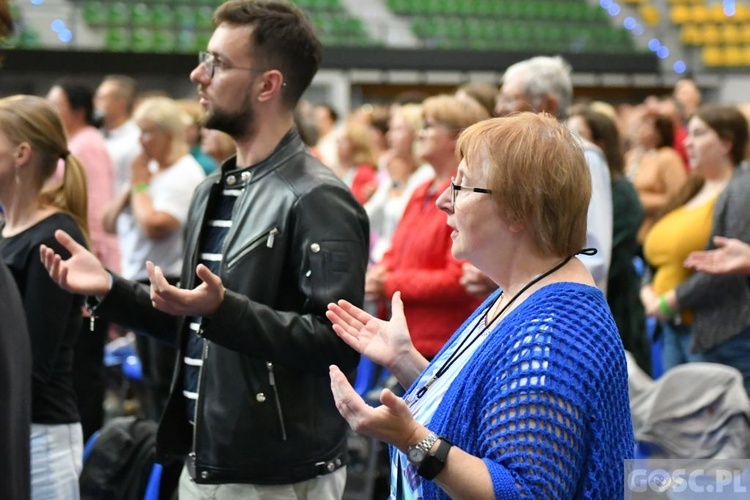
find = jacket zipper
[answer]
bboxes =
[189,338,211,471]
[266,361,288,441]
[226,227,279,269]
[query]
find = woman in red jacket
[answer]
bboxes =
[365,94,489,358]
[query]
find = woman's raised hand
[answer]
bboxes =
[326,291,413,371]
[329,364,421,451]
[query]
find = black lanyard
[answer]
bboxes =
[412,254,576,401]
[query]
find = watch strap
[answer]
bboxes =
[417,436,453,480]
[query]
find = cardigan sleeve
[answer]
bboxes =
[676,171,750,309]
[478,384,589,498]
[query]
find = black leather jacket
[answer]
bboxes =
[99,129,369,484]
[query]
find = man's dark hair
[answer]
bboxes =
[215,0,321,110]
[54,78,95,126]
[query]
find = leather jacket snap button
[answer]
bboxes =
[326,461,336,472]
[241,171,251,181]
[256,392,266,402]
[310,243,320,253]
[226,175,237,186]
[200,471,209,479]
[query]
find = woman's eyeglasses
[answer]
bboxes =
[450,177,492,208]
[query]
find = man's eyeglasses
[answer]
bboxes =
[198,51,265,80]
[450,177,492,208]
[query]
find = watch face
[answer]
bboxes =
[408,447,426,463]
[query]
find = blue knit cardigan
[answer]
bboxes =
[401,282,634,499]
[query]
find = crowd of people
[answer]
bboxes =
[1,0,750,499]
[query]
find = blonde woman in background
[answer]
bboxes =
[201,128,236,167]
[0,95,89,499]
[366,103,434,264]
[177,99,217,175]
[102,97,205,420]
[336,119,379,204]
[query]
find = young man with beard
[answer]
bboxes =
[39,1,369,498]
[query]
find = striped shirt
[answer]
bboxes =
[183,180,245,424]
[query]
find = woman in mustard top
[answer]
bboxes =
[641,105,750,379]
[641,192,714,370]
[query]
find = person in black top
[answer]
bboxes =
[0,259,32,500]
[0,95,89,499]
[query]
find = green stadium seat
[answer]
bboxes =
[175,30,197,53]
[106,3,130,27]
[131,28,154,52]
[130,4,151,27]
[196,6,215,29]
[175,6,198,28]
[387,0,408,15]
[151,5,172,28]
[152,31,177,52]
[18,29,42,49]
[104,28,130,52]
[82,1,106,27]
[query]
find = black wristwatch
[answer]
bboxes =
[407,432,453,480]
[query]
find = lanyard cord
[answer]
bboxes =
[412,254,575,401]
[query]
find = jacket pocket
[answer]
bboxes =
[226,227,279,269]
[266,361,287,441]
[306,240,355,310]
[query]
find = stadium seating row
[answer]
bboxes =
[409,18,634,53]
[387,0,606,22]
[681,22,750,45]
[702,44,750,67]
[13,0,750,68]
[670,3,750,24]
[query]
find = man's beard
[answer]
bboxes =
[203,102,254,140]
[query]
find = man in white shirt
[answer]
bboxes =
[462,56,613,294]
[95,75,142,195]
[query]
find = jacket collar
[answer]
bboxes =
[216,127,305,189]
